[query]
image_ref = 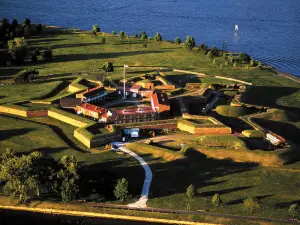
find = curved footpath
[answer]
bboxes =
[115,144,152,208]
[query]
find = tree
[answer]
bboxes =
[186,184,197,198]
[92,24,100,33]
[243,197,260,213]
[23,18,31,27]
[43,48,53,61]
[7,37,28,64]
[112,31,116,35]
[175,37,182,45]
[289,204,299,218]
[133,33,138,38]
[185,36,195,51]
[140,31,148,40]
[119,31,125,44]
[11,19,18,30]
[211,46,219,57]
[154,33,162,44]
[114,178,130,201]
[199,43,207,52]
[54,156,79,202]
[102,62,114,72]
[212,193,222,206]
[250,60,256,67]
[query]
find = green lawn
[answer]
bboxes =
[147,153,300,220]
[0,81,63,104]
[1,26,300,222]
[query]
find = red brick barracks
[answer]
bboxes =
[74,87,170,124]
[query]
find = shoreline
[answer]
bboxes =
[43,24,300,81]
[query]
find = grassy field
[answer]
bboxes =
[0,114,144,202]
[215,105,253,118]
[1,26,300,222]
[0,81,63,104]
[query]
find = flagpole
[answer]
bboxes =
[123,65,126,100]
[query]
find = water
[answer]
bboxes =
[1,0,300,77]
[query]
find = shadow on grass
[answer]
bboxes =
[241,86,300,114]
[51,50,171,63]
[0,115,86,152]
[31,147,70,156]
[276,200,300,209]
[0,128,35,141]
[27,38,67,45]
[0,68,22,78]
[198,186,253,197]
[148,149,258,198]
[253,118,300,145]
[226,194,273,206]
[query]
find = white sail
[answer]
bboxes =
[235,25,239,32]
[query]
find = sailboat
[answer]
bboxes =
[235,25,239,32]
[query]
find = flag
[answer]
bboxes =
[124,64,129,68]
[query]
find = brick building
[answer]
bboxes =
[151,91,170,113]
[76,86,107,103]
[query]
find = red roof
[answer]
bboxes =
[78,86,105,97]
[130,84,142,92]
[78,102,107,113]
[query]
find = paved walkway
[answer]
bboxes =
[114,143,152,208]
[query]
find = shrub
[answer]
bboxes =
[216,105,250,117]
[186,184,197,198]
[211,46,219,56]
[101,37,106,44]
[140,31,148,40]
[114,178,130,201]
[289,204,299,218]
[185,36,196,51]
[133,33,138,38]
[92,24,100,33]
[154,33,162,43]
[250,60,256,67]
[212,193,222,206]
[148,37,152,41]
[119,31,125,43]
[112,31,116,35]
[102,62,114,72]
[243,197,260,213]
[175,37,182,45]
[23,18,31,27]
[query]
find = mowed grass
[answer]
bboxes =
[0,115,145,202]
[147,153,300,220]
[0,81,63,104]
